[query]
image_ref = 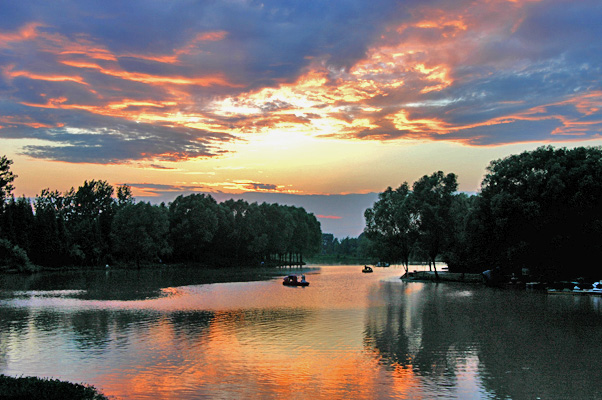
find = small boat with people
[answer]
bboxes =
[362,265,373,273]
[283,274,309,287]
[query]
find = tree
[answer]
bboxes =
[221,199,257,261]
[1,197,35,257]
[442,193,481,272]
[169,194,219,262]
[475,146,602,280]
[260,203,294,263]
[111,202,170,267]
[0,155,16,206]
[31,191,69,268]
[116,184,135,208]
[410,171,458,279]
[64,180,116,266]
[0,238,33,272]
[364,183,416,276]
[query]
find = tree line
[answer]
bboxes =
[363,146,602,281]
[316,233,372,263]
[0,156,322,271]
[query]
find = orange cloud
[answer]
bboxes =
[0,22,42,44]
[4,65,88,85]
[121,30,228,63]
[0,115,57,129]
[59,59,239,87]
[195,31,228,42]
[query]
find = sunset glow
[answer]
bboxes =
[1,0,601,236]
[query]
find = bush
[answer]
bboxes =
[0,374,108,400]
[0,239,36,272]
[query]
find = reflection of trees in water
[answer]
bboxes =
[364,283,412,367]
[0,308,30,369]
[475,292,602,400]
[0,268,286,301]
[366,282,602,399]
[169,311,214,341]
[365,282,474,389]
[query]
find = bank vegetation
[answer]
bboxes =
[0,155,321,272]
[363,146,602,281]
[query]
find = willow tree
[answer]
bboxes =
[364,183,416,276]
[410,171,458,279]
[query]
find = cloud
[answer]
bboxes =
[316,215,342,220]
[242,182,279,191]
[1,0,601,165]
[0,104,233,163]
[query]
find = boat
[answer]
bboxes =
[375,262,390,267]
[547,280,602,295]
[283,274,309,286]
[362,265,373,273]
[546,288,602,296]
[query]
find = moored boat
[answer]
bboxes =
[547,280,602,295]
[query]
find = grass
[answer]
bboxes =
[0,375,108,400]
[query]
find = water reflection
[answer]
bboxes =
[2,266,602,399]
[366,281,602,400]
[0,267,294,301]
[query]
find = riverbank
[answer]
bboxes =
[0,375,108,400]
[1,259,309,275]
[401,270,484,283]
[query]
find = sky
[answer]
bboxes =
[1,0,601,237]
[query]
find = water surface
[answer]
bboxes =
[1,265,602,399]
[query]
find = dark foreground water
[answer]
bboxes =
[1,265,602,399]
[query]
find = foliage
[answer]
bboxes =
[0,157,322,270]
[0,238,35,272]
[473,146,602,279]
[0,374,108,400]
[364,183,416,272]
[364,146,602,281]
[111,202,171,266]
[410,171,458,276]
[364,172,457,276]
[314,233,373,264]
[169,194,220,262]
[0,155,16,206]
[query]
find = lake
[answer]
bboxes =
[1,265,602,399]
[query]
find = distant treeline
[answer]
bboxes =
[0,156,321,271]
[313,233,372,264]
[363,146,602,281]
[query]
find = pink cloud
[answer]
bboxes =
[317,215,342,220]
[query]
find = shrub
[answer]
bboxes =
[0,374,108,400]
[0,239,36,272]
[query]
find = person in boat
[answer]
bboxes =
[300,275,306,283]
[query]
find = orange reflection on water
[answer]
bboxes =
[99,304,424,399]
[92,267,426,399]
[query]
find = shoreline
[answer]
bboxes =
[0,374,108,400]
[401,270,484,283]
